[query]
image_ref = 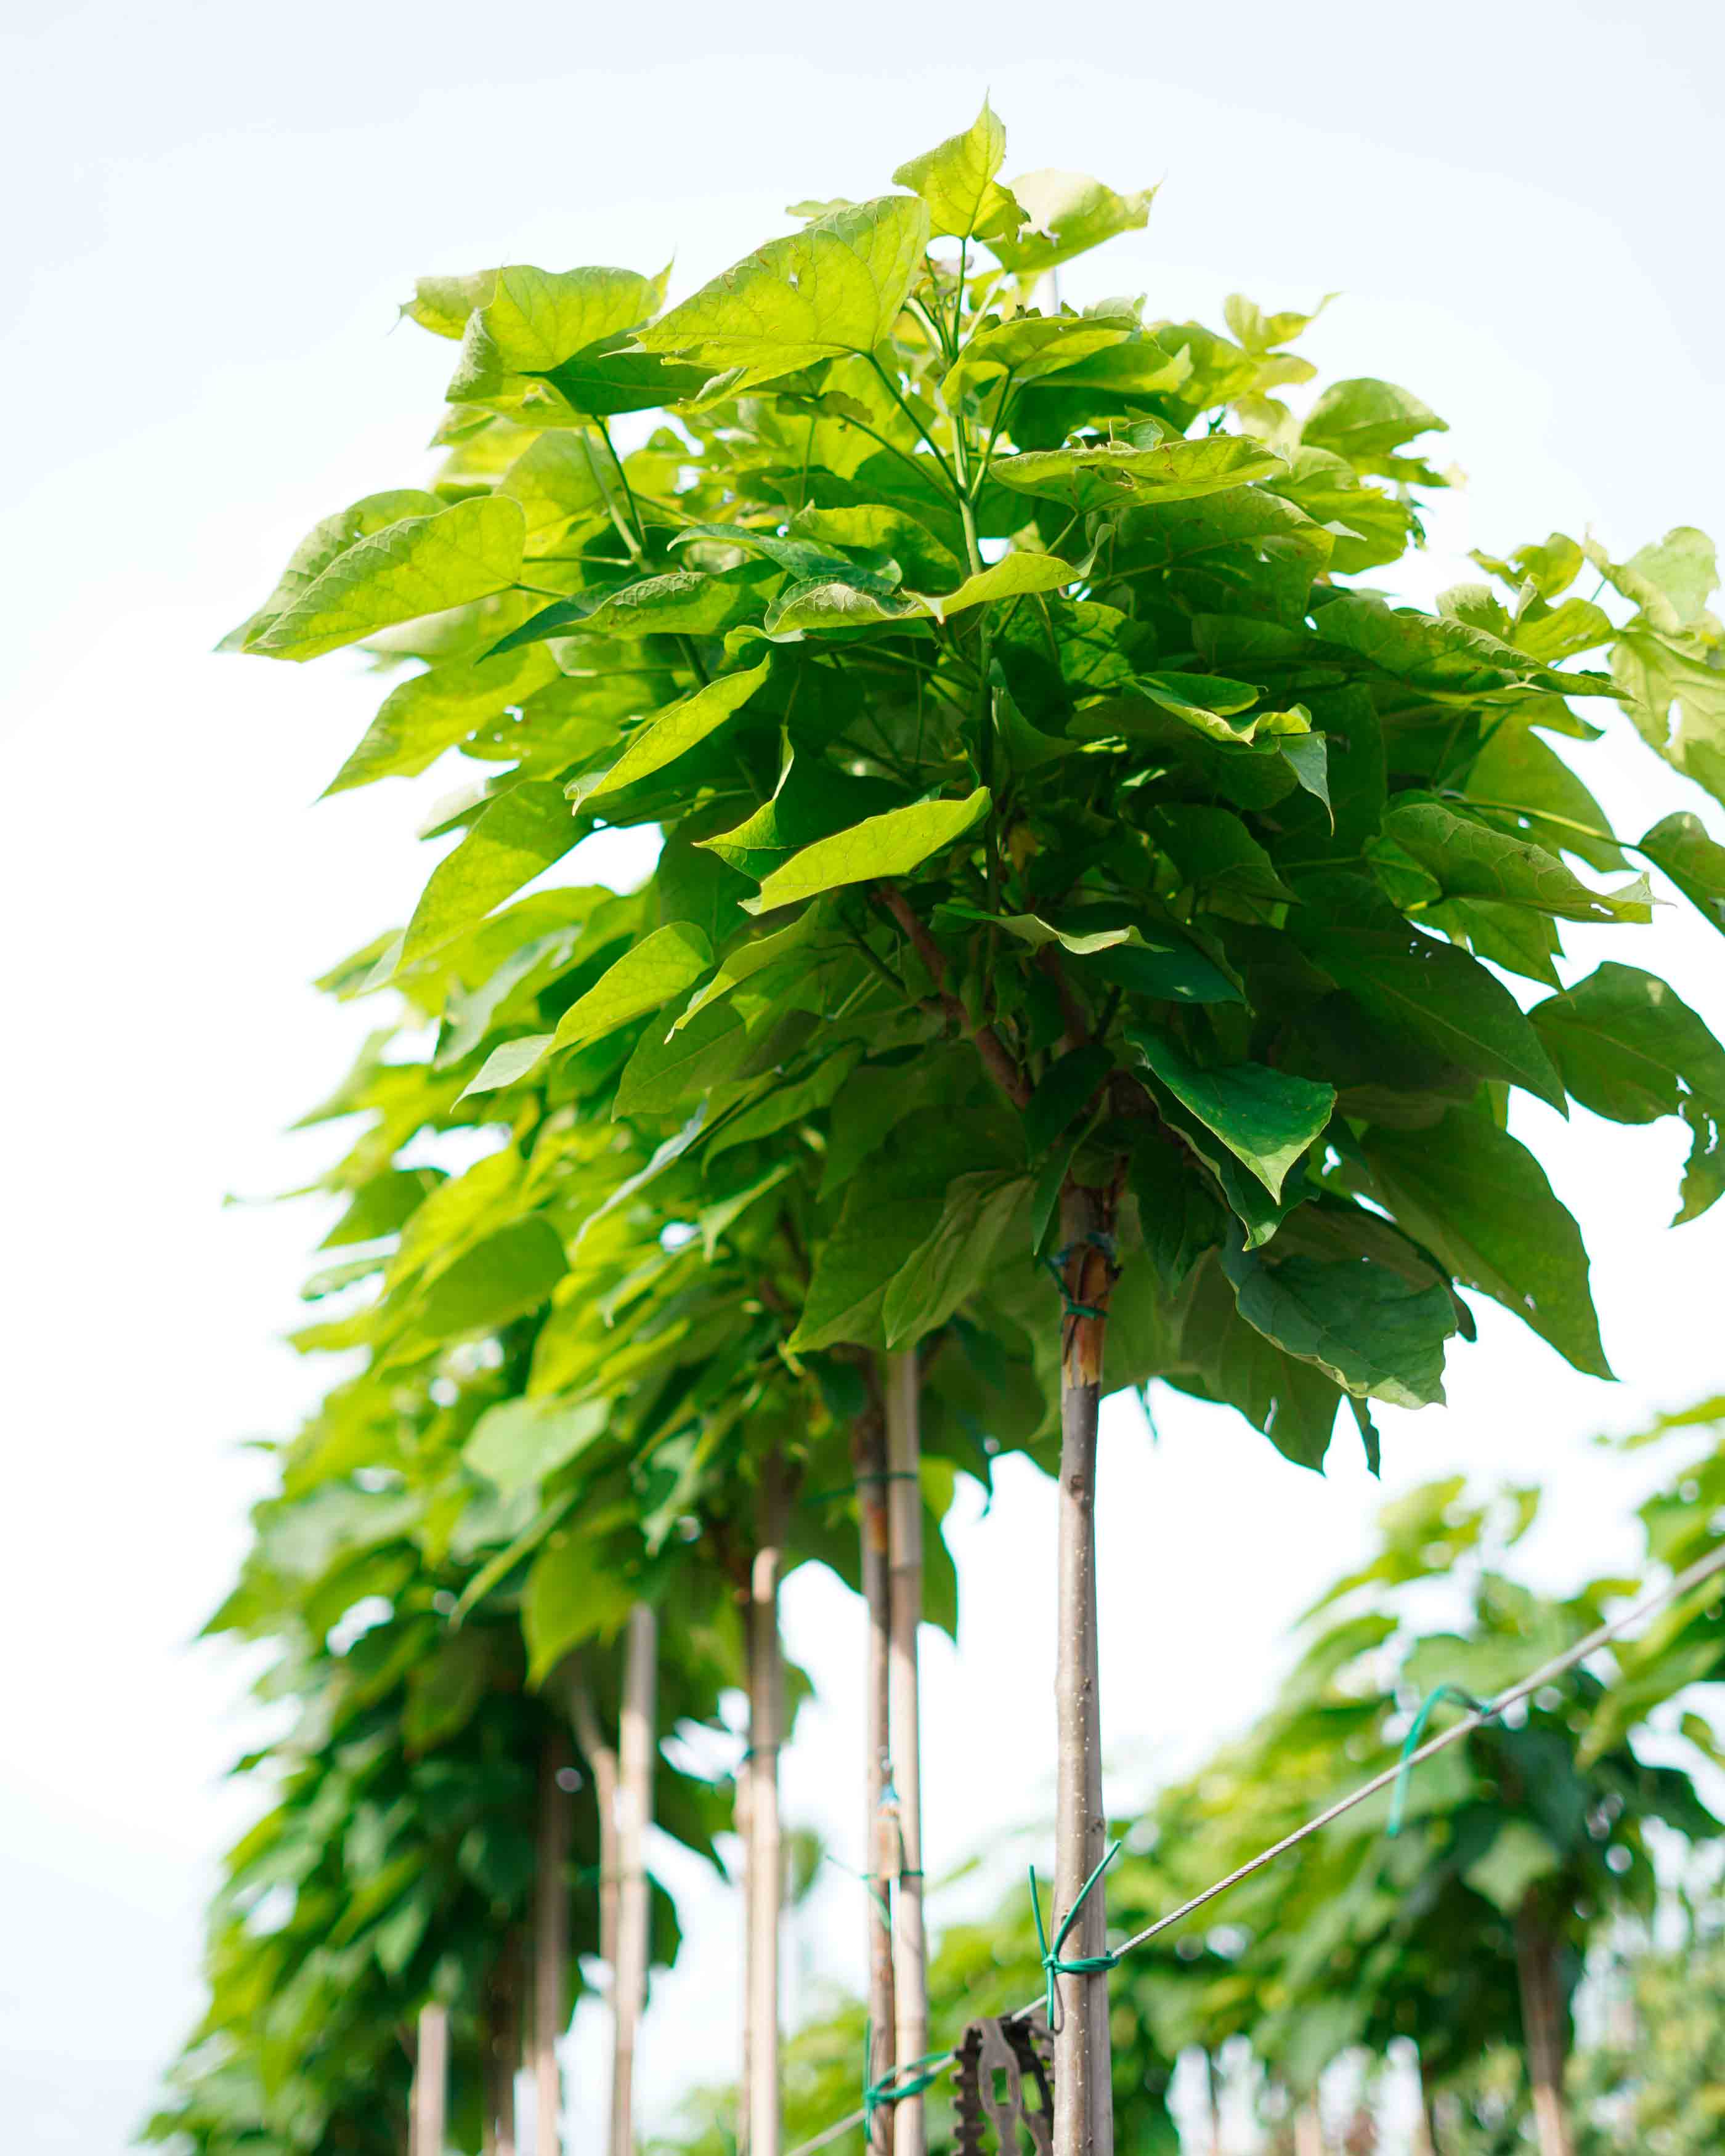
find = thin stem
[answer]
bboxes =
[865,355,963,503]
[871,883,1030,1109]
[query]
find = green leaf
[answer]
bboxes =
[1612,626,1725,805]
[403,269,496,338]
[1128,1026,1334,1199]
[401,780,577,965]
[1278,732,1332,824]
[1530,962,1725,1123]
[1315,593,1611,699]
[988,168,1154,276]
[1130,1138,1225,1292]
[1378,801,1651,923]
[743,788,991,914]
[881,1171,1031,1346]
[1219,1230,1455,1409]
[493,566,768,650]
[763,553,1075,636]
[1174,1251,1342,1469]
[941,312,1135,399]
[522,1529,635,1684]
[891,100,1023,241]
[460,1032,556,1099]
[550,923,715,1058]
[994,434,1284,511]
[572,659,771,807]
[1023,1044,1113,1154]
[1150,805,1295,906]
[1294,879,1567,1111]
[1639,811,1725,935]
[614,996,749,1118]
[636,196,932,389]
[325,646,560,795]
[1364,1109,1612,1377]
[447,264,662,397]
[409,1216,568,1343]
[465,1396,609,1501]
[1463,714,1625,875]
[221,488,442,649]
[1301,378,1447,469]
[1463,1820,1560,1915]
[789,1196,941,1352]
[243,496,526,662]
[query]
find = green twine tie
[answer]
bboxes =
[1387,1684,1488,1838]
[1029,1836,1124,2029]
[1040,1233,1118,1321]
[862,2022,948,2133]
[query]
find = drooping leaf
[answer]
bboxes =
[522,1529,635,1684]
[743,788,991,914]
[1639,811,1725,936]
[465,1396,610,1501]
[571,659,771,806]
[1301,378,1447,470]
[1129,1026,1334,1199]
[549,923,715,1058]
[988,168,1154,275]
[324,646,560,795]
[994,434,1284,511]
[243,496,526,662]
[1530,963,1725,1124]
[1364,1109,1612,1377]
[400,781,577,966]
[1377,801,1651,923]
[1219,1229,1455,1409]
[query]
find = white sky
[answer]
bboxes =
[2,3,1723,2148]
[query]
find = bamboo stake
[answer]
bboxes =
[749,1536,785,2156]
[853,1380,896,2154]
[412,2003,448,2156]
[1051,1183,1115,2156]
[1515,1902,1575,2156]
[611,1605,659,2156]
[885,1350,927,2156]
[534,1735,572,2156]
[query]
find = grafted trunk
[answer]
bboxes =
[1516,1901,1575,2156]
[854,1383,896,2154]
[749,1539,785,2156]
[1050,1183,1115,2156]
[411,2003,448,2156]
[885,1348,927,2156]
[533,1735,572,2156]
[611,1605,658,2156]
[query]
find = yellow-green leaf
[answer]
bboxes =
[743,789,991,914]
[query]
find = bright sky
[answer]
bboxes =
[4,3,1723,2148]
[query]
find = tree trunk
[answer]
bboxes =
[483,1943,521,2156]
[611,1605,658,2156]
[885,1349,928,2156]
[1204,2049,1224,2156]
[1051,1183,1115,2156]
[1515,1901,1575,2156]
[412,2003,448,2156]
[854,1384,896,2155]
[749,1539,785,2156]
[737,1594,757,2156]
[1293,2099,1324,2156]
[534,1735,572,2156]
[1411,2046,1439,2156]
[569,1676,621,1976]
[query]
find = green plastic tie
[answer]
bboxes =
[826,1851,893,1931]
[862,2020,949,2131]
[1040,1233,1118,1321]
[1387,1684,1488,1838]
[1029,1836,1124,2030]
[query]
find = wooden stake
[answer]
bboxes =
[611,1605,659,2156]
[412,2003,448,2156]
[1050,1181,1115,2156]
[1516,1900,1575,2156]
[534,1735,572,2156]
[749,1536,785,2156]
[885,1350,927,2156]
[854,1380,896,2155]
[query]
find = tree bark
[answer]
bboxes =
[1411,2046,1439,2156]
[483,1943,521,2156]
[854,1383,896,2155]
[611,1605,658,2156]
[885,1349,928,2156]
[749,1538,785,2156]
[412,2003,448,2156]
[737,1592,757,2156]
[1515,1901,1575,2156]
[1050,1182,1115,2156]
[534,1735,572,2156]
[1293,2098,1324,2156]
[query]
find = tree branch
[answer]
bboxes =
[871,883,1031,1109]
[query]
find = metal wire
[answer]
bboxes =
[779,1537,1725,2156]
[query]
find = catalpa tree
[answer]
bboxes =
[227,99,1725,2151]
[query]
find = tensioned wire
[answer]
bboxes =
[779,1536,1725,2156]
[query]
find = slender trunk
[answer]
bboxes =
[885,1349,928,2156]
[854,1386,896,2155]
[611,1605,658,2156]
[1051,1183,1114,2156]
[1515,1902,1574,2156]
[534,1735,572,2156]
[1205,2049,1224,2156]
[412,2004,448,2156]
[1293,2098,1324,2156]
[737,1594,757,2156]
[1411,2046,1439,2156]
[569,1677,622,1977]
[484,1943,521,2156]
[749,1538,785,2156]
